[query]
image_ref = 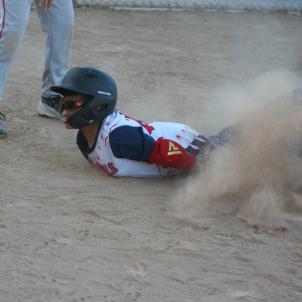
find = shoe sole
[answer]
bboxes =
[38,113,59,119]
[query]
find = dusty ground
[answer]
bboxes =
[1,8,302,302]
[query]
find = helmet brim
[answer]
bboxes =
[50,85,80,96]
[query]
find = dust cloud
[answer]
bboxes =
[172,71,302,231]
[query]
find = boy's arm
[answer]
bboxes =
[109,126,195,171]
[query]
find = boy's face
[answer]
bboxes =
[62,94,86,129]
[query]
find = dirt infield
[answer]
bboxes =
[1,8,302,302]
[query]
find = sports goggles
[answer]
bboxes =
[61,100,84,111]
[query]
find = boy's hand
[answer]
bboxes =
[39,0,53,10]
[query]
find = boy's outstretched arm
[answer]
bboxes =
[109,126,196,171]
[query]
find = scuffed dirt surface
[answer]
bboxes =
[0,8,302,302]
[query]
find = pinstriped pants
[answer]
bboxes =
[0,0,74,103]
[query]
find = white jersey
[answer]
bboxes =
[87,111,200,177]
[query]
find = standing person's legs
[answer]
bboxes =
[35,0,74,119]
[0,0,32,137]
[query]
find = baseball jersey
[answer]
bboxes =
[77,110,206,177]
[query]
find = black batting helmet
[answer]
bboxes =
[50,67,117,128]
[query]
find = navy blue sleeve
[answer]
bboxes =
[76,130,89,159]
[109,126,155,161]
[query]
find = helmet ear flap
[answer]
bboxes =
[67,108,94,129]
[95,104,108,113]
